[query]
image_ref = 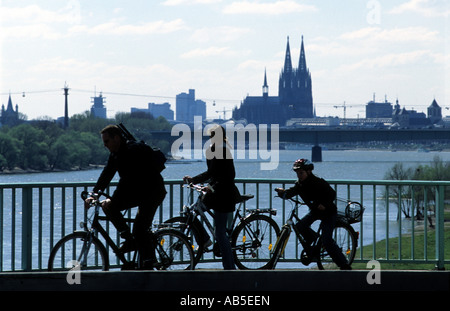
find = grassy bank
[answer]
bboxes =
[351,225,450,270]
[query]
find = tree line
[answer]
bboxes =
[0,111,172,172]
[384,155,450,224]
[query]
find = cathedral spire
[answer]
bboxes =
[283,36,293,74]
[298,35,307,72]
[262,68,268,97]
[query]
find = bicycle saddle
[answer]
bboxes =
[237,194,254,203]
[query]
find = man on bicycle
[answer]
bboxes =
[275,159,351,270]
[86,125,167,269]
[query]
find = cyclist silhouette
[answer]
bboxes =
[275,158,351,270]
[86,125,167,270]
[183,125,240,270]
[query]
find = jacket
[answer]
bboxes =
[191,142,239,212]
[94,140,166,204]
[284,174,337,219]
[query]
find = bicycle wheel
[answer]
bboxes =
[231,214,280,270]
[164,216,205,266]
[48,231,109,271]
[316,222,357,270]
[154,228,195,270]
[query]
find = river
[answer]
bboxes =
[1,149,449,270]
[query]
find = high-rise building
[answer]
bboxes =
[90,92,107,119]
[176,89,206,122]
[131,102,174,120]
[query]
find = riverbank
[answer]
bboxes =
[352,223,450,270]
[0,164,104,175]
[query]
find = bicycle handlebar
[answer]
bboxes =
[274,191,306,206]
[183,183,214,194]
[81,190,112,204]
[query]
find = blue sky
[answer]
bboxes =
[0,0,448,120]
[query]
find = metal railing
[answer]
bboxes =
[0,178,448,272]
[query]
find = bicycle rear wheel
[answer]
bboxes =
[154,228,195,270]
[316,222,357,270]
[231,214,280,270]
[48,231,109,271]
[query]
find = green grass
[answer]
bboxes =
[351,226,450,270]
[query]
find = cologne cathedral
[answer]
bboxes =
[233,36,314,125]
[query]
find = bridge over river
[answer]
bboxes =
[151,127,450,161]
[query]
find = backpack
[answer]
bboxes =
[117,123,167,173]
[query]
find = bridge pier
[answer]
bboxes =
[311,145,322,162]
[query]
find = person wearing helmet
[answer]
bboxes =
[275,158,351,270]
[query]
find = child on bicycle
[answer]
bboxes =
[275,159,351,270]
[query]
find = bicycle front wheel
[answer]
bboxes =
[231,214,280,270]
[316,223,357,270]
[48,231,109,271]
[154,228,195,270]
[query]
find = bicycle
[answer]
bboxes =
[164,184,280,270]
[48,191,195,271]
[268,196,363,270]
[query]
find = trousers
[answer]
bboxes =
[214,210,236,270]
[103,193,165,261]
[296,211,349,268]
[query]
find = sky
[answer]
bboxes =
[0,0,448,121]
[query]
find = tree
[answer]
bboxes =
[384,156,450,226]
[383,163,414,219]
[0,132,20,170]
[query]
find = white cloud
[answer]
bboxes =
[0,4,78,24]
[389,0,450,18]
[180,46,238,58]
[190,26,251,43]
[340,26,439,43]
[161,0,222,5]
[223,0,317,15]
[69,19,187,36]
[343,50,432,71]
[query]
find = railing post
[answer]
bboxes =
[22,186,33,271]
[435,185,445,270]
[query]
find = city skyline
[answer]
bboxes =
[0,0,448,120]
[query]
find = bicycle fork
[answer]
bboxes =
[270,224,292,267]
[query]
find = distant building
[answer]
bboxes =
[365,96,393,118]
[233,35,314,125]
[427,99,442,124]
[392,99,430,128]
[90,93,107,119]
[232,69,283,124]
[131,102,174,120]
[176,89,206,122]
[1,95,20,127]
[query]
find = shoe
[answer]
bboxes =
[203,239,213,249]
[340,264,352,270]
[119,239,137,253]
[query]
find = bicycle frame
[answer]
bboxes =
[80,196,135,267]
[183,184,275,241]
[273,200,315,258]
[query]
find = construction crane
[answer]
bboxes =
[334,101,352,120]
[216,107,232,119]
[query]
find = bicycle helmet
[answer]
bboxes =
[292,158,314,171]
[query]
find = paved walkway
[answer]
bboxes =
[0,269,448,292]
